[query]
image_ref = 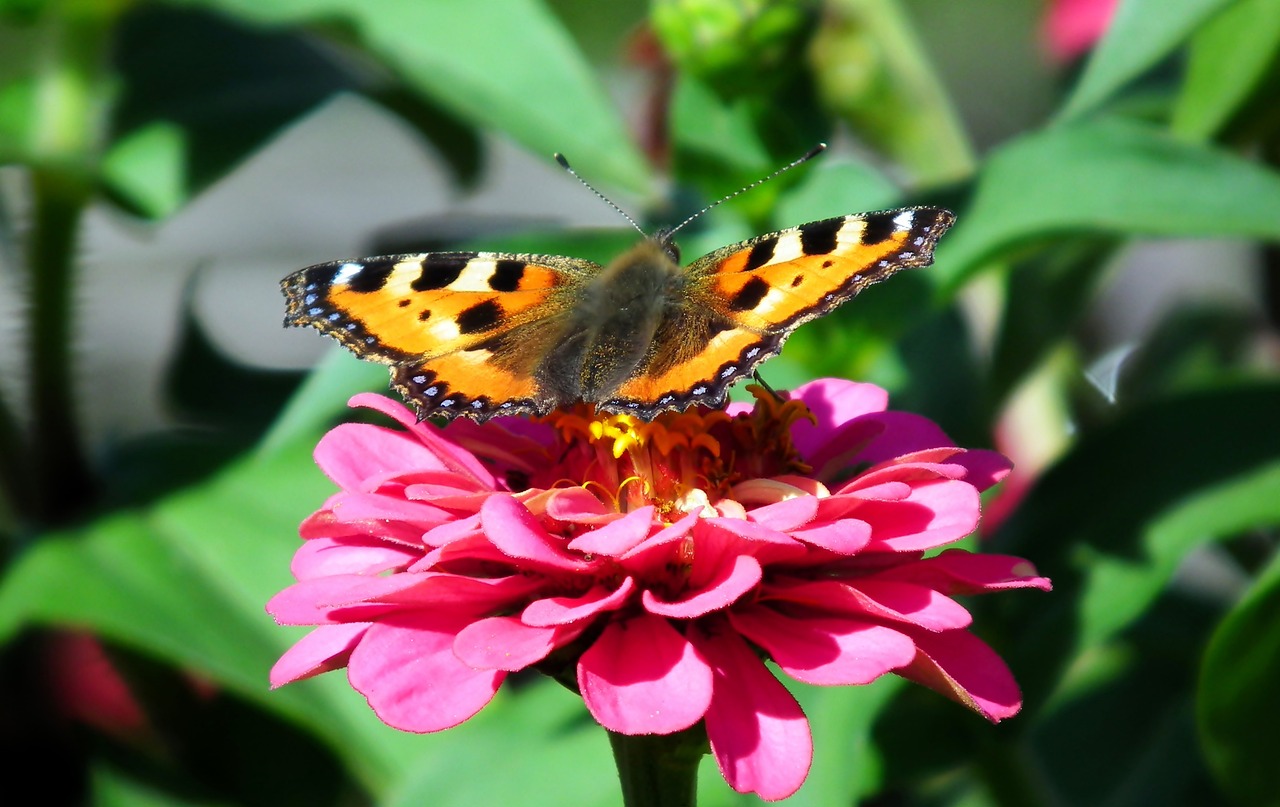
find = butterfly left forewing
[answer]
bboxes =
[601,207,954,417]
[282,251,599,420]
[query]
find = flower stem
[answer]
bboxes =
[607,727,706,807]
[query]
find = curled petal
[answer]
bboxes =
[895,629,1023,721]
[480,495,594,571]
[290,536,419,579]
[729,608,916,685]
[348,612,504,732]
[643,555,762,617]
[746,496,819,532]
[691,622,812,801]
[871,549,1052,594]
[578,614,712,735]
[766,579,972,631]
[270,624,368,687]
[568,506,656,556]
[858,479,981,552]
[522,578,637,626]
[545,487,617,523]
[314,423,440,492]
[349,393,497,487]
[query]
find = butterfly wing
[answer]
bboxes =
[600,207,955,418]
[282,251,599,420]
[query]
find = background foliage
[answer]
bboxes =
[1,0,1278,804]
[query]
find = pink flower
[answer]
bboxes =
[268,380,1049,800]
[1042,0,1119,62]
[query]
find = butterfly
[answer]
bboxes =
[282,158,954,423]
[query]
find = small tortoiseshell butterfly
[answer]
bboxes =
[282,149,954,422]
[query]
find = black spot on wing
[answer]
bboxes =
[489,260,526,291]
[342,261,395,293]
[398,299,411,307]
[744,237,777,271]
[799,218,841,255]
[457,299,503,334]
[413,253,476,291]
[729,276,770,312]
[860,212,897,246]
[418,309,431,322]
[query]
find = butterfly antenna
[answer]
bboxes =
[554,153,647,238]
[666,142,827,238]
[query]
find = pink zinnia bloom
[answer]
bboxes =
[1042,0,1119,62]
[268,379,1049,800]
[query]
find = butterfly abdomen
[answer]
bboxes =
[537,239,686,405]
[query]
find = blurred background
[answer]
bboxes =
[1,0,1278,804]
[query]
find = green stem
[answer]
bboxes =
[20,4,115,524]
[607,727,706,807]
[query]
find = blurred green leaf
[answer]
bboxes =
[1199,549,1280,807]
[936,118,1280,292]
[1058,0,1234,121]
[809,0,974,184]
[988,238,1118,408]
[0,441,427,795]
[178,0,653,195]
[105,5,365,218]
[1172,0,1280,141]
[992,384,1280,703]
[384,681,616,807]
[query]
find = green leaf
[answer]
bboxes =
[935,118,1280,293]
[1199,549,1280,807]
[1057,0,1234,120]
[991,384,1280,701]
[177,0,653,194]
[1172,0,1280,140]
[809,0,974,183]
[384,682,617,807]
[105,5,365,217]
[0,441,425,795]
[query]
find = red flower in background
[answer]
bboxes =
[268,380,1049,800]
[1043,0,1119,61]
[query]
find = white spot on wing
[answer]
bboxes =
[893,210,915,231]
[333,262,363,286]
[769,232,805,264]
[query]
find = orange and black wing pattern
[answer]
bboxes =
[281,251,598,421]
[601,208,955,418]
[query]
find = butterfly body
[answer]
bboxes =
[282,207,955,422]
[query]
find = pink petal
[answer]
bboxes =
[269,623,368,686]
[568,506,656,556]
[746,496,818,532]
[642,555,762,617]
[421,512,482,547]
[454,616,560,671]
[314,423,440,492]
[769,579,972,631]
[578,614,712,734]
[789,380,889,461]
[729,608,916,685]
[895,629,1023,721]
[788,518,873,554]
[871,549,1052,594]
[290,536,419,579]
[522,578,637,626]
[690,622,812,800]
[266,575,403,625]
[349,393,497,487]
[479,495,593,571]
[348,612,503,732]
[858,479,981,551]
[544,487,616,523]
